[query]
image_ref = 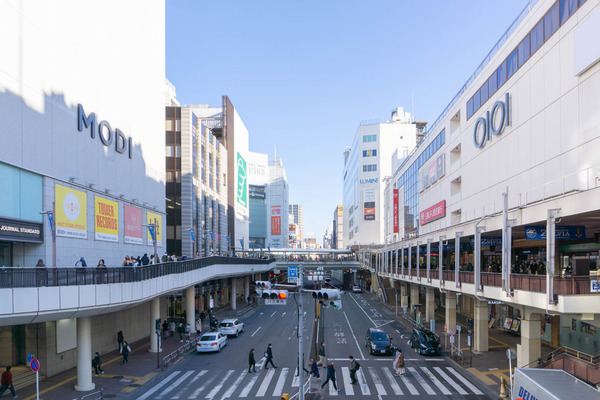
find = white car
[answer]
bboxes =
[352,285,362,293]
[219,319,244,337]
[196,332,227,353]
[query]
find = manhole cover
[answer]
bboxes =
[128,383,141,387]
[111,375,124,379]
[104,395,117,398]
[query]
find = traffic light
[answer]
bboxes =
[466,318,474,331]
[262,290,288,304]
[155,318,161,331]
[255,281,272,289]
[312,289,341,308]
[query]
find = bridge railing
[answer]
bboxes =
[0,257,274,289]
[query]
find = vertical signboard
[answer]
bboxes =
[94,196,119,242]
[146,211,162,246]
[236,152,248,208]
[364,189,376,221]
[55,184,87,239]
[271,206,281,235]
[124,205,143,244]
[393,189,399,233]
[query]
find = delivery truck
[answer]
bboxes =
[512,368,599,400]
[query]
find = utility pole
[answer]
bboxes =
[297,263,304,400]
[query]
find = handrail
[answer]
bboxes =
[0,257,274,288]
[162,337,202,369]
[522,345,600,369]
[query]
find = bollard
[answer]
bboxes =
[499,376,508,398]
[280,394,290,400]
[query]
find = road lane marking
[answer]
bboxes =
[400,372,419,395]
[446,367,483,395]
[292,368,299,387]
[434,366,468,395]
[205,369,235,399]
[368,366,387,395]
[270,311,276,317]
[256,368,276,396]
[382,367,403,395]
[408,367,436,395]
[172,370,207,399]
[341,367,355,395]
[136,371,181,400]
[343,311,365,359]
[221,370,247,398]
[349,294,378,326]
[239,371,260,397]
[272,367,289,397]
[156,370,193,398]
[420,367,451,395]
[251,326,262,337]
[188,372,217,399]
[357,369,371,395]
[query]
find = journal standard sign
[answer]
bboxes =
[473,93,511,149]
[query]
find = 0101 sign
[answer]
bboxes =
[473,93,510,149]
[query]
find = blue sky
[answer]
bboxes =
[166,1,530,240]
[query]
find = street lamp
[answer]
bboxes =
[40,202,56,267]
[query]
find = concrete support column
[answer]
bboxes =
[474,299,489,352]
[410,284,419,308]
[445,292,457,333]
[425,287,435,322]
[232,279,237,311]
[150,297,161,353]
[245,276,250,303]
[186,286,195,330]
[400,284,408,309]
[74,317,95,391]
[517,308,541,367]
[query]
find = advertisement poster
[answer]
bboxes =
[236,152,248,208]
[271,206,281,235]
[94,196,119,242]
[146,211,163,247]
[393,189,399,233]
[124,205,143,245]
[55,184,87,239]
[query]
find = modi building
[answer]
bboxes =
[366,0,600,384]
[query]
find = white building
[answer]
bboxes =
[248,152,289,249]
[289,204,304,246]
[374,0,600,370]
[343,107,419,247]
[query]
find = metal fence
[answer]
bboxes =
[0,257,274,289]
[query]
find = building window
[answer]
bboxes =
[362,134,377,143]
[560,0,577,25]
[362,149,377,157]
[507,49,518,78]
[530,20,544,55]
[518,35,530,68]
[363,164,377,172]
[544,2,559,41]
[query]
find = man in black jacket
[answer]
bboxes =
[264,343,277,369]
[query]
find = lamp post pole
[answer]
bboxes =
[40,202,57,268]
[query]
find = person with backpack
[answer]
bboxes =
[349,355,360,384]
[393,348,405,375]
[93,352,104,375]
[320,362,340,392]
[264,344,277,369]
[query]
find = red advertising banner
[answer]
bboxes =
[420,200,446,225]
[393,189,399,233]
[271,216,281,235]
[124,205,143,244]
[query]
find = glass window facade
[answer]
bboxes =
[362,134,377,143]
[0,163,42,222]
[363,164,377,172]
[362,149,377,157]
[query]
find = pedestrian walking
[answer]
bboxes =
[185,323,191,341]
[296,354,310,376]
[117,330,124,352]
[349,356,360,384]
[120,341,131,364]
[75,257,87,267]
[248,348,256,373]
[264,343,277,369]
[310,358,320,379]
[195,319,202,335]
[178,323,184,342]
[0,366,17,398]
[393,348,405,375]
[169,320,176,337]
[163,321,169,339]
[320,362,339,391]
[199,311,206,327]
[93,352,104,375]
[318,342,326,366]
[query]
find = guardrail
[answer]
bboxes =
[162,337,202,370]
[75,388,104,400]
[0,257,274,288]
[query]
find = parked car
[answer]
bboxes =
[365,328,394,355]
[219,319,244,337]
[196,332,227,353]
[352,285,362,293]
[410,327,441,355]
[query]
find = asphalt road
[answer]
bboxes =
[129,287,493,399]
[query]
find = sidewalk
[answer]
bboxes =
[13,306,252,400]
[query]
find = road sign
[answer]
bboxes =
[506,348,517,360]
[30,358,40,372]
[288,266,298,278]
[456,324,462,332]
[350,269,357,273]
[27,353,34,362]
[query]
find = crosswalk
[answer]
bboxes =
[136,364,487,399]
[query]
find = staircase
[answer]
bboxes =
[0,365,45,397]
[375,274,396,307]
[530,346,600,386]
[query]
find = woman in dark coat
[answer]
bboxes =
[248,348,256,373]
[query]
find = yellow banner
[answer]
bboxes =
[146,211,162,246]
[95,196,119,242]
[55,184,87,239]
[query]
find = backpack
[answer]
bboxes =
[355,361,360,371]
[264,351,269,358]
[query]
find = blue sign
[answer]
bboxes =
[226,236,230,244]
[189,230,195,242]
[47,213,54,231]
[288,266,298,278]
[30,358,40,372]
[147,225,156,241]
[592,281,600,293]
[209,231,214,241]
[27,353,33,362]
[524,226,586,240]
[469,236,504,247]
[240,238,244,249]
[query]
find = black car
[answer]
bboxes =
[410,327,441,355]
[365,328,394,355]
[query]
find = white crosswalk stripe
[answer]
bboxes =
[138,364,486,399]
[446,367,484,395]
[368,366,387,395]
[292,368,299,387]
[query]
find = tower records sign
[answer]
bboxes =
[473,93,510,149]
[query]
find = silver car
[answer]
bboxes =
[218,319,244,337]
